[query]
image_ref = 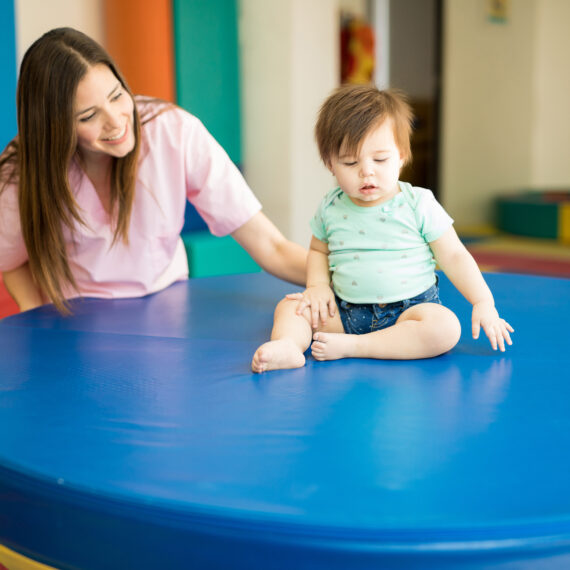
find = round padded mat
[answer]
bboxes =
[0,273,569,569]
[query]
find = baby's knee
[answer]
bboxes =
[274,297,299,316]
[435,308,461,353]
[274,297,311,323]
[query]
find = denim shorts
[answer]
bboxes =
[335,282,441,335]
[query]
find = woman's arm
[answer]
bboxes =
[231,211,307,285]
[430,227,514,351]
[2,262,44,312]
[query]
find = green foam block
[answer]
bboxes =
[182,231,261,277]
[497,192,558,239]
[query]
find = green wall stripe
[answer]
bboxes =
[173,0,242,164]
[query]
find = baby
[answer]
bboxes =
[252,84,513,372]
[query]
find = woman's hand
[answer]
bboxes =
[2,263,44,312]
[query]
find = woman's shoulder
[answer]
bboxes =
[136,97,198,127]
[136,97,209,149]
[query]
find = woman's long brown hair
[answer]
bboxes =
[0,28,146,314]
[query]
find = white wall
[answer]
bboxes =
[339,0,367,18]
[15,0,103,61]
[14,0,570,235]
[531,0,570,187]
[440,0,537,227]
[239,0,339,246]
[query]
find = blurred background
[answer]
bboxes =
[1,0,569,319]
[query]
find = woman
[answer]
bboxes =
[0,27,306,314]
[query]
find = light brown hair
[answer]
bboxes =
[315,84,414,167]
[0,28,169,313]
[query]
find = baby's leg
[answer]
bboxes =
[252,297,344,373]
[311,303,461,361]
[251,298,311,373]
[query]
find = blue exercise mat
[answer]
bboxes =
[0,272,569,569]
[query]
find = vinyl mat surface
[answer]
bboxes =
[0,272,569,569]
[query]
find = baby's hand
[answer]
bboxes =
[287,284,336,329]
[472,301,514,351]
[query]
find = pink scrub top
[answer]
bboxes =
[0,103,262,300]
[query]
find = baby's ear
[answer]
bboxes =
[325,160,335,174]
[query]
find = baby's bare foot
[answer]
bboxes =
[251,338,306,373]
[311,332,357,361]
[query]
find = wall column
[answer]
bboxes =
[239,0,339,245]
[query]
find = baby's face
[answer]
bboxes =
[328,120,404,207]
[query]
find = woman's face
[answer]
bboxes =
[74,64,135,164]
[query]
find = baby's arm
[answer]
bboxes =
[430,227,514,351]
[2,262,45,312]
[294,236,336,329]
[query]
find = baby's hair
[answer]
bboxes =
[315,84,414,167]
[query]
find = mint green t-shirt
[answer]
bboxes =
[309,182,454,304]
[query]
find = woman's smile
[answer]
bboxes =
[74,64,135,164]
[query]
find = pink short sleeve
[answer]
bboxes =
[147,108,262,237]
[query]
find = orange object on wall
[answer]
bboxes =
[341,16,375,84]
[104,0,175,101]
